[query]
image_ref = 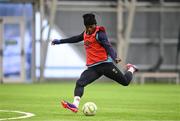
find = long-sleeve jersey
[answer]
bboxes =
[57,31,117,63]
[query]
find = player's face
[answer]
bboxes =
[85,24,96,35]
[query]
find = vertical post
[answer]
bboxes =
[21,7,26,82]
[40,0,57,82]
[0,19,3,84]
[31,2,37,83]
[39,0,45,82]
[124,0,136,61]
[117,0,136,65]
[159,0,164,69]
[117,0,125,65]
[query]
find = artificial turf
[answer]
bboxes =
[0,82,180,121]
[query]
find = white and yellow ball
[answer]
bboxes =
[82,102,97,116]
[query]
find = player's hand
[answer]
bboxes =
[51,39,60,45]
[115,58,121,64]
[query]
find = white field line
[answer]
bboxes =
[0,110,35,121]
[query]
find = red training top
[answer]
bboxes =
[83,26,108,66]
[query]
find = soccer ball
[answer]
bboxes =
[82,102,97,116]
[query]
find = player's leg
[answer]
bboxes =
[74,68,101,97]
[61,67,101,112]
[72,67,101,108]
[103,63,138,86]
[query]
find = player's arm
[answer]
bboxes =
[97,31,121,63]
[51,32,84,45]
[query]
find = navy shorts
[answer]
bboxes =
[76,62,132,87]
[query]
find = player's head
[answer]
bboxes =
[83,13,97,34]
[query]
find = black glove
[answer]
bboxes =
[51,39,61,45]
[115,58,121,64]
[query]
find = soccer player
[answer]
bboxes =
[51,13,138,113]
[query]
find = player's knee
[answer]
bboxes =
[76,80,86,87]
[76,81,83,87]
[122,83,129,86]
[121,80,130,86]
[116,78,130,86]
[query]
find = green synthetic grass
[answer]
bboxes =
[0,82,180,121]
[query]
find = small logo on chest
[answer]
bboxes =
[84,40,92,47]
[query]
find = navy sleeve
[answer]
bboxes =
[97,31,117,61]
[59,32,84,44]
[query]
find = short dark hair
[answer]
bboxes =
[83,13,97,26]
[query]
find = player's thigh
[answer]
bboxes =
[77,68,101,86]
[103,63,125,82]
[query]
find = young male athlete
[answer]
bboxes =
[51,13,138,113]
